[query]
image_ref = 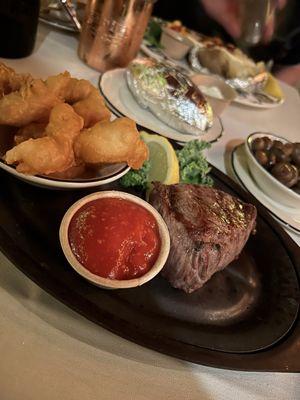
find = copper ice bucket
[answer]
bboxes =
[78,0,154,72]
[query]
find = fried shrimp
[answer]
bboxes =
[14,122,47,145]
[0,64,142,178]
[72,87,111,128]
[74,117,148,169]
[45,72,92,102]
[0,67,110,127]
[0,63,32,98]
[5,103,84,175]
[45,72,110,127]
[0,79,61,126]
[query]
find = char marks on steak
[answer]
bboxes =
[149,183,257,293]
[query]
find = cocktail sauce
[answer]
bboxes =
[68,197,161,280]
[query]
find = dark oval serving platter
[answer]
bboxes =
[0,166,299,371]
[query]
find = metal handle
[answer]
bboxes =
[59,0,82,32]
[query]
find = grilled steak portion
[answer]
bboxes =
[149,183,257,293]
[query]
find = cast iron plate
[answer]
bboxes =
[0,166,299,371]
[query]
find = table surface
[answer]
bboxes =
[0,24,299,400]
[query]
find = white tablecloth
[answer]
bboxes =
[0,24,299,400]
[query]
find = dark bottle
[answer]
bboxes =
[0,0,40,58]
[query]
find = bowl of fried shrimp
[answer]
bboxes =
[0,63,148,189]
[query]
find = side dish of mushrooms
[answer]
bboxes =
[251,137,300,194]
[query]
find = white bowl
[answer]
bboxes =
[0,160,130,190]
[190,74,237,117]
[59,191,170,289]
[160,27,193,60]
[0,125,130,190]
[245,132,300,209]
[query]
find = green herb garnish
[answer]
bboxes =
[119,160,150,190]
[176,140,213,186]
[120,139,213,189]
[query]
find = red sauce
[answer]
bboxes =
[68,197,161,280]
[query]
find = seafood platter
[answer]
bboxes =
[0,61,299,372]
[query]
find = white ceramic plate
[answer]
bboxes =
[99,68,224,143]
[231,144,300,234]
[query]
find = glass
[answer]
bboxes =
[239,0,276,46]
[0,0,40,58]
[78,0,154,72]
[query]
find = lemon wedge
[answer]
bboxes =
[264,73,284,100]
[140,131,179,185]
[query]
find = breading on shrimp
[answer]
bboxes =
[0,63,32,98]
[4,103,84,175]
[45,72,110,127]
[14,122,47,145]
[74,117,148,169]
[0,67,110,127]
[45,72,93,103]
[0,79,61,127]
[72,87,111,128]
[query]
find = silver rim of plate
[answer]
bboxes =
[231,144,300,234]
[99,68,224,144]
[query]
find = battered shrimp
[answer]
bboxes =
[0,63,32,98]
[0,68,110,127]
[72,87,111,128]
[45,72,111,127]
[0,79,61,126]
[14,122,47,145]
[74,117,148,169]
[5,103,84,175]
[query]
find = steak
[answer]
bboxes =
[149,183,257,293]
